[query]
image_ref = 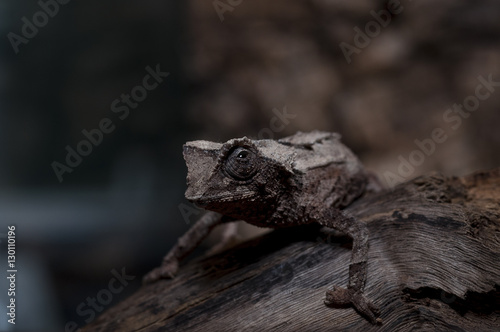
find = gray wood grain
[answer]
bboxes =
[81,169,500,332]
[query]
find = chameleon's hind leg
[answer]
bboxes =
[315,209,381,324]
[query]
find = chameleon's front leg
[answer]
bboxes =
[315,209,381,324]
[143,211,224,284]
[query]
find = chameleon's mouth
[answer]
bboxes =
[185,191,257,208]
[185,195,211,208]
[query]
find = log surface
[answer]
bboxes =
[82,169,500,332]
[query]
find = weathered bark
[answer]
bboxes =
[81,169,500,332]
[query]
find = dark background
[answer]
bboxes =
[0,0,499,331]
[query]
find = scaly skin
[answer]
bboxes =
[144,131,381,324]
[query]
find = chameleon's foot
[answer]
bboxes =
[205,223,240,257]
[324,286,382,325]
[142,259,179,284]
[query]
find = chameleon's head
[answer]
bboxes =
[183,136,292,221]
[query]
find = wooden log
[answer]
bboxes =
[81,169,500,331]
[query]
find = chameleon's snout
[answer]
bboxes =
[183,140,221,206]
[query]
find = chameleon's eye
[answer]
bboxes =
[225,147,257,180]
[237,150,248,159]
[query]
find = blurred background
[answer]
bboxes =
[0,0,499,330]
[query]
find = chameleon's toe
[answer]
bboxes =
[325,286,381,325]
[142,268,160,284]
[324,286,353,306]
[142,260,178,284]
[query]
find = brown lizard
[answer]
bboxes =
[144,131,382,324]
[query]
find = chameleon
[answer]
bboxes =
[143,130,382,324]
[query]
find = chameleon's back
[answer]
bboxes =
[277,131,368,212]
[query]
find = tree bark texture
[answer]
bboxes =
[81,169,500,332]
